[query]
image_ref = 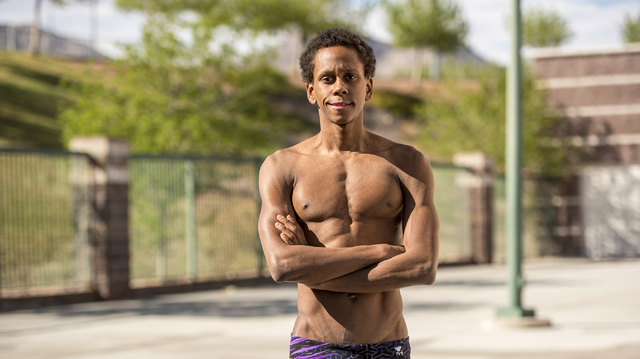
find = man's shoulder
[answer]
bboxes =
[261,138,317,181]
[265,140,312,165]
[367,134,432,182]
[369,133,426,165]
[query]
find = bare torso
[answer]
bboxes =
[285,135,409,343]
[258,44,438,348]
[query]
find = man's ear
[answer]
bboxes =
[365,77,373,102]
[306,82,317,105]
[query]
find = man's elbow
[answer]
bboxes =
[416,261,437,285]
[266,254,295,283]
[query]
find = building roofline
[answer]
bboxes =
[528,43,640,59]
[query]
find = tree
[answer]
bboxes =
[115,0,366,37]
[29,0,44,56]
[30,0,94,56]
[60,0,372,155]
[413,65,567,177]
[383,0,468,83]
[59,15,308,155]
[522,6,573,48]
[621,10,640,43]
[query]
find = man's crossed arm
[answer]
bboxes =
[258,149,439,292]
[257,153,405,285]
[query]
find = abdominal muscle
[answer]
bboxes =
[291,218,408,344]
[293,285,407,344]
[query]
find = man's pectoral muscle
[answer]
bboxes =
[267,147,440,293]
[257,152,406,285]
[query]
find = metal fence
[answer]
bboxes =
[431,165,472,262]
[0,149,91,296]
[493,176,557,262]
[0,147,555,296]
[127,159,473,285]
[128,155,263,287]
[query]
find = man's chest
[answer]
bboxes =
[290,155,404,222]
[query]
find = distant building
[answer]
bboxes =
[531,45,640,259]
[0,25,108,61]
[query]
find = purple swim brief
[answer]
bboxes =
[289,334,410,358]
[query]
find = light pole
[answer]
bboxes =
[495,0,548,327]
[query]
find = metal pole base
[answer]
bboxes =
[487,316,552,329]
[496,306,535,318]
[493,307,551,328]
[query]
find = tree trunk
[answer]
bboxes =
[410,47,422,87]
[29,0,43,56]
[90,0,97,58]
[430,51,441,80]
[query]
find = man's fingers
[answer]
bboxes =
[280,232,293,245]
[277,215,298,232]
[275,222,296,242]
[276,214,307,246]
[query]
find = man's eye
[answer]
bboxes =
[347,75,356,80]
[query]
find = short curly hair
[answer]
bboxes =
[299,28,376,84]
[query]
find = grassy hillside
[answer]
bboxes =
[0,51,428,151]
[0,52,83,149]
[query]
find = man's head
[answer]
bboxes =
[300,28,376,84]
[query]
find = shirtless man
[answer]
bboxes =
[258,28,439,359]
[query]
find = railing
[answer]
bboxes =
[127,158,474,285]
[432,165,472,262]
[493,176,557,262]
[128,155,263,287]
[0,146,557,297]
[0,149,91,296]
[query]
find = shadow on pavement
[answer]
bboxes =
[31,299,299,318]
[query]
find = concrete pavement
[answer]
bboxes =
[1,258,639,358]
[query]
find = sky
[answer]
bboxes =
[0,0,639,64]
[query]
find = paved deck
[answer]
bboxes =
[1,258,639,358]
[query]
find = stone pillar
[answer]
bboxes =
[453,152,493,264]
[70,137,130,299]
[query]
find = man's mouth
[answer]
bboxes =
[329,102,351,110]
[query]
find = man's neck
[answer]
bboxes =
[317,116,368,153]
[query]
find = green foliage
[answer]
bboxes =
[115,0,363,35]
[621,11,640,43]
[367,89,422,118]
[59,16,306,155]
[383,0,468,52]
[414,65,567,176]
[522,6,573,47]
[0,52,78,148]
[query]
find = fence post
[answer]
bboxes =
[69,137,130,299]
[185,160,197,282]
[254,157,265,276]
[453,152,493,264]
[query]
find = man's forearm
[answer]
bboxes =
[266,243,403,284]
[305,252,437,293]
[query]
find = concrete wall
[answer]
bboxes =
[0,25,108,60]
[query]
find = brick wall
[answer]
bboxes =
[533,45,640,165]
[531,46,640,255]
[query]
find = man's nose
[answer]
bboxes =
[333,78,348,95]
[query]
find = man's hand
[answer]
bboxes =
[275,215,307,245]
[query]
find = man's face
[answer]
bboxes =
[306,46,373,126]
